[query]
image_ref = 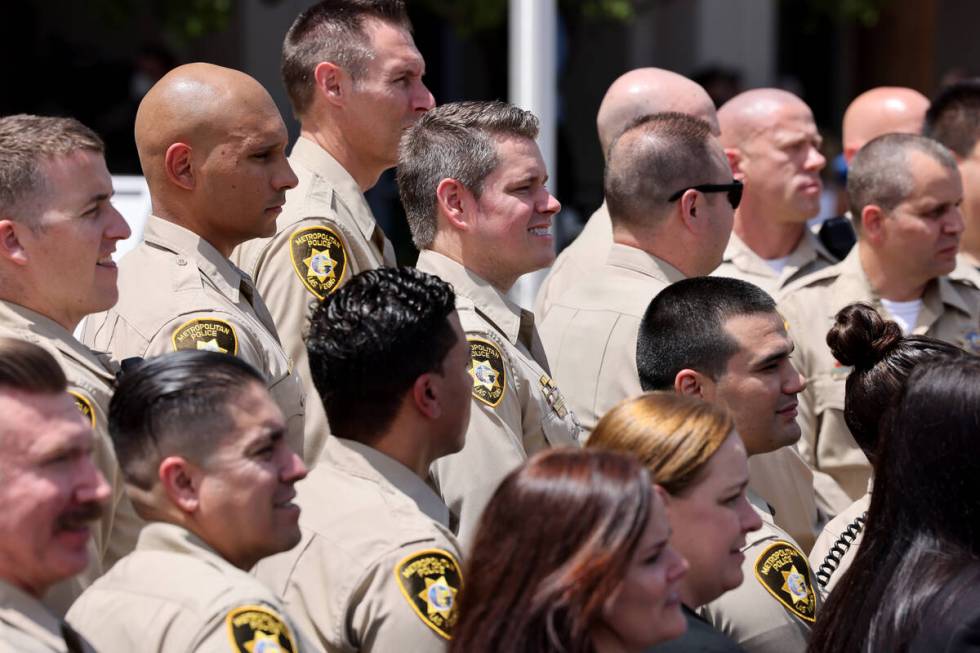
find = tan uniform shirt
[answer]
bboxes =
[538,243,685,433]
[0,580,94,653]
[699,490,819,653]
[0,301,144,615]
[255,437,462,652]
[713,230,837,298]
[416,250,582,542]
[67,522,319,653]
[232,138,396,464]
[534,202,612,317]
[778,248,980,514]
[82,216,307,461]
[809,489,870,596]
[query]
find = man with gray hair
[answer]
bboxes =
[0,114,136,613]
[539,112,736,433]
[780,133,980,515]
[233,0,435,463]
[534,67,720,316]
[399,100,581,541]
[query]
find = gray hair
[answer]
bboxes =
[280,0,410,119]
[604,112,717,228]
[848,133,959,230]
[397,100,540,249]
[0,114,104,219]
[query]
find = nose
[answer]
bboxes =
[77,463,111,505]
[539,189,561,216]
[784,360,807,394]
[945,205,965,235]
[275,159,299,192]
[805,143,826,172]
[281,449,308,484]
[106,204,133,241]
[415,80,435,113]
[740,496,764,533]
[665,544,689,583]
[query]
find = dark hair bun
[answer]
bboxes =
[826,303,902,369]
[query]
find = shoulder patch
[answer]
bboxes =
[171,318,238,355]
[467,336,506,407]
[753,540,817,623]
[225,605,297,653]
[394,549,463,640]
[67,391,96,429]
[288,226,349,299]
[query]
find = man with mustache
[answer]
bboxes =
[67,351,318,652]
[233,0,435,463]
[0,114,136,614]
[713,89,836,297]
[779,134,980,515]
[0,337,110,651]
[81,63,310,463]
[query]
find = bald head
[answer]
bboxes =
[718,88,813,148]
[596,68,719,157]
[135,63,284,189]
[842,87,928,162]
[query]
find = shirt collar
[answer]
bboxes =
[290,137,377,243]
[135,522,230,571]
[606,243,688,283]
[0,578,68,651]
[417,250,528,346]
[142,216,245,302]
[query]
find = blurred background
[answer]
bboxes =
[3,0,976,264]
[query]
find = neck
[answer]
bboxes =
[369,427,440,479]
[429,238,517,293]
[858,242,928,301]
[733,207,805,259]
[152,209,237,259]
[300,124,383,192]
[613,226,702,277]
[678,581,707,610]
[0,291,77,332]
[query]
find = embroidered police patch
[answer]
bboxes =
[225,605,297,653]
[171,318,238,355]
[68,391,96,429]
[753,540,817,623]
[394,549,463,640]
[467,337,505,407]
[288,226,348,299]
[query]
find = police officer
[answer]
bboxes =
[638,277,819,653]
[0,114,137,613]
[81,63,309,463]
[714,89,836,296]
[232,0,435,463]
[0,338,109,652]
[779,134,980,515]
[535,67,720,317]
[256,267,468,651]
[398,100,581,542]
[66,352,318,652]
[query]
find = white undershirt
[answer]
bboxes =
[764,255,791,275]
[880,298,923,334]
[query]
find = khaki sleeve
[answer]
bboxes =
[747,449,818,553]
[350,547,462,653]
[431,335,527,544]
[592,316,643,436]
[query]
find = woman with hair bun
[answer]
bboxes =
[808,357,980,652]
[809,302,969,593]
[450,447,689,653]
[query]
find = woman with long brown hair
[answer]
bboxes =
[450,448,688,653]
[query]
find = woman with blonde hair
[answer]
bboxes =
[589,392,767,652]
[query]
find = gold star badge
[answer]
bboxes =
[780,566,808,604]
[417,575,458,618]
[196,338,228,354]
[304,248,337,282]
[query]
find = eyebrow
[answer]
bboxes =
[754,343,794,368]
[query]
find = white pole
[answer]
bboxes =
[508,0,557,310]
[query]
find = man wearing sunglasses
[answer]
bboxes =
[714,89,836,298]
[538,112,736,433]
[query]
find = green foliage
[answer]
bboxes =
[91,0,234,45]
[792,0,892,27]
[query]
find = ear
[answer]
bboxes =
[725,147,746,181]
[164,143,195,191]
[860,204,886,245]
[313,61,346,108]
[158,456,201,514]
[412,373,442,420]
[674,368,713,399]
[435,178,472,232]
[0,220,28,266]
[678,189,700,232]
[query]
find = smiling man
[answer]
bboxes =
[779,133,980,514]
[398,100,581,542]
[66,351,317,652]
[233,0,435,463]
[0,338,110,652]
[81,63,310,463]
[0,114,136,613]
[638,277,817,653]
[713,89,836,296]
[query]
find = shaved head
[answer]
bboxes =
[842,87,928,162]
[596,68,719,157]
[717,88,812,149]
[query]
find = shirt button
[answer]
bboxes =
[176,257,187,266]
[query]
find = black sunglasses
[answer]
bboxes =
[668,180,743,210]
